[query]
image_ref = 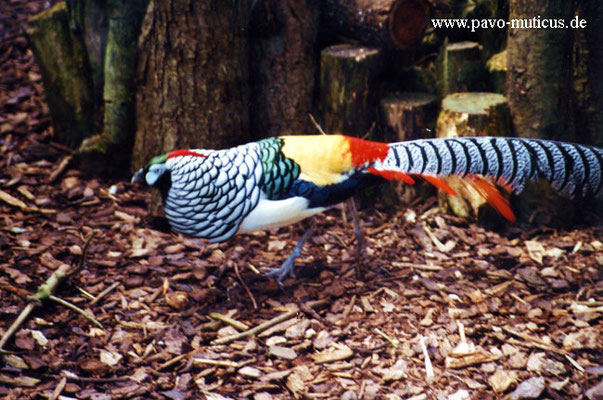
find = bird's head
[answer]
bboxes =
[132,153,171,196]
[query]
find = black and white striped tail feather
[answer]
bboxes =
[381,137,603,198]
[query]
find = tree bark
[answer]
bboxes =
[132,0,251,171]
[70,0,109,121]
[507,0,577,224]
[506,0,574,141]
[25,2,94,148]
[575,0,603,148]
[79,0,148,167]
[320,45,381,136]
[249,0,319,138]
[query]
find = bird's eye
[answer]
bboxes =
[145,164,166,186]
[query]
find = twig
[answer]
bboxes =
[0,231,98,350]
[90,282,120,306]
[48,155,73,183]
[390,261,443,271]
[375,328,399,348]
[193,358,240,368]
[233,263,257,310]
[0,303,37,351]
[309,113,327,135]
[210,312,250,331]
[502,327,566,355]
[212,300,327,345]
[157,352,191,371]
[212,308,299,345]
[48,295,103,329]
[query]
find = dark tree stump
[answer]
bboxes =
[380,92,437,142]
[440,41,488,96]
[249,0,319,138]
[25,2,94,148]
[436,93,511,221]
[320,44,381,136]
[380,92,437,204]
[320,0,431,51]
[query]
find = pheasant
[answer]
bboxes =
[132,135,603,284]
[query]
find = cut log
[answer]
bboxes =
[440,41,488,96]
[380,92,437,142]
[320,0,431,51]
[25,2,94,148]
[320,44,381,136]
[436,93,511,221]
[249,0,318,138]
[380,92,437,204]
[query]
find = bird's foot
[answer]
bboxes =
[263,222,316,286]
[263,255,298,286]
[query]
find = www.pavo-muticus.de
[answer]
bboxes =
[133,135,603,284]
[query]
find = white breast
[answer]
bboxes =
[237,196,325,233]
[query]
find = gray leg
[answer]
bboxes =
[346,198,366,261]
[264,222,317,286]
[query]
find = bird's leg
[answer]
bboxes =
[346,197,366,261]
[264,221,317,286]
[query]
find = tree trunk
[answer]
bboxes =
[507,0,577,224]
[506,0,574,141]
[25,2,95,148]
[79,0,148,167]
[575,0,603,148]
[70,0,109,123]
[132,0,251,171]
[249,0,319,138]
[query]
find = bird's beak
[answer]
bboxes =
[131,168,145,184]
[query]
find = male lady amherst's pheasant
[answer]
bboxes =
[133,135,603,284]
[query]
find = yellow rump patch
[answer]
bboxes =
[280,135,353,186]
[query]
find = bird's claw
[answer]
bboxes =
[263,260,296,287]
[263,222,316,286]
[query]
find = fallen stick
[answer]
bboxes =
[212,299,327,345]
[0,231,98,351]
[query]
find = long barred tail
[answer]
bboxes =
[369,137,603,221]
